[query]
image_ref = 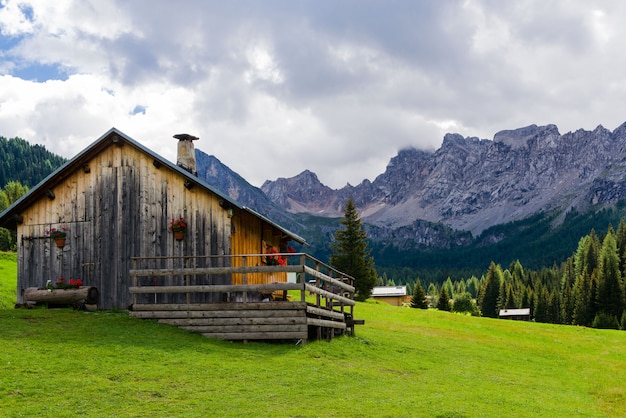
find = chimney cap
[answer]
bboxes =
[173,133,199,141]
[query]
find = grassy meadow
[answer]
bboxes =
[1,253,625,417]
[0,252,17,309]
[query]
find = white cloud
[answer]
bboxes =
[1,0,626,188]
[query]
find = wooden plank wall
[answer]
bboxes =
[16,141,232,309]
[230,210,287,285]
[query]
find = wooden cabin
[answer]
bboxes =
[371,286,408,306]
[498,308,532,321]
[0,128,306,310]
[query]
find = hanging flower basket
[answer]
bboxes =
[46,226,68,249]
[169,218,187,241]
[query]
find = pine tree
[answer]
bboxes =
[560,257,576,324]
[437,286,451,311]
[561,277,574,324]
[427,283,439,304]
[521,286,532,310]
[509,260,526,284]
[616,220,626,276]
[574,233,600,279]
[330,197,377,301]
[410,280,428,309]
[573,268,592,326]
[596,227,625,318]
[547,288,561,324]
[534,286,550,323]
[442,277,454,299]
[478,262,503,318]
[466,276,480,298]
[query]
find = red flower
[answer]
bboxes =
[266,244,288,266]
[169,217,187,232]
[69,278,83,287]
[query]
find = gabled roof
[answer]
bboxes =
[498,308,531,317]
[0,127,306,244]
[372,286,407,297]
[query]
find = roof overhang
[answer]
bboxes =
[0,128,307,245]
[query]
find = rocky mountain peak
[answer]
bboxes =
[493,124,560,149]
[262,121,626,236]
[194,121,626,250]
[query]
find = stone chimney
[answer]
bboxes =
[173,133,199,175]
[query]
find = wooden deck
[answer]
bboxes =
[128,254,357,343]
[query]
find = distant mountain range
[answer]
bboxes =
[261,123,626,235]
[195,121,626,270]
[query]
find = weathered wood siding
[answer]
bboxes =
[230,210,286,285]
[17,142,232,309]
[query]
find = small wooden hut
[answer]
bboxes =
[0,128,305,310]
[498,308,532,321]
[371,286,408,306]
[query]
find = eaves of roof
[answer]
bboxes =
[0,128,306,245]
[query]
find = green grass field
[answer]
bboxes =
[0,252,17,309]
[1,255,625,417]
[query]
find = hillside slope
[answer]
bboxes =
[1,303,624,417]
[0,136,67,188]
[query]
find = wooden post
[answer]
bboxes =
[300,254,306,303]
[132,258,138,306]
[242,256,247,303]
[241,256,247,284]
[185,256,190,305]
[315,261,321,309]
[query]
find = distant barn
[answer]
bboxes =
[372,286,408,306]
[498,308,531,321]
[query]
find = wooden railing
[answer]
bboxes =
[128,253,357,342]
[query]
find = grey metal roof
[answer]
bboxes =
[372,286,407,297]
[498,308,531,317]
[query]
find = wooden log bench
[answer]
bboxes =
[24,286,99,308]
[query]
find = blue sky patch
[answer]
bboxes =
[0,33,21,51]
[12,62,69,82]
[130,105,147,115]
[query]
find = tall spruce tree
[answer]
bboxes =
[437,286,451,311]
[410,280,428,309]
[330,197,377,301]
[534,286,550,323]
[596,227,624,319]
[572,268,592,326]
[478,262,503,318]
[616,220,626,277]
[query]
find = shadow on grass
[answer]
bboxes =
[0,307,318,358]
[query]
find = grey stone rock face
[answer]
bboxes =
[260,122,626,236]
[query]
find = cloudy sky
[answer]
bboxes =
[1,1,625,189]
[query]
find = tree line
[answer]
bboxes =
[409,221,626,330]
[374,204,626,286]
[0,136,66,188]
[0,181,29,250]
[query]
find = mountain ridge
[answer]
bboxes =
[259,122,626,236]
